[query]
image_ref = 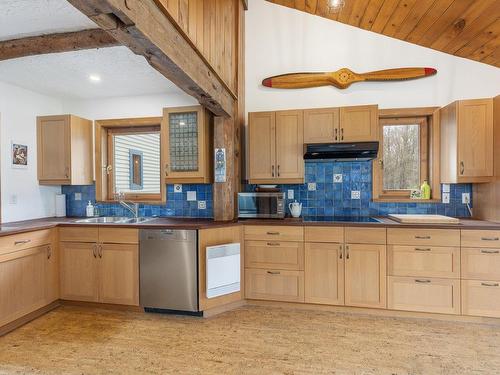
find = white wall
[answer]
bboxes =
[246,0,500,113]
[0,81,62,223]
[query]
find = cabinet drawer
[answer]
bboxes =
[387,228,460,247]
[59,227,98,243]
[304,226,344,243]
[388,276,460,315]
[388,246,460,278]
[461,248,500,280]
[245,241,304,270]
[245,268,304,302]
[461,230,500,248]
[345,227,386,244]
[99,228,139,244]
[461,279,500,318]
[244,225,303,241]
[0,229,52,256]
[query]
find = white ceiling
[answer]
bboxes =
[0,0,188,100]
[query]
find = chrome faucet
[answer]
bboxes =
[115,192,139,218]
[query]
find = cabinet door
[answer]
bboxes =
[45,244,60,304]
[248,112,275,180]
[245,268,304,302]
[462,279,500,318]
[304,108,339,143]
[339,105,378,142]
[245,241,304,270]
[461,248,500,280]
[60,242,99,302]
[98,244,139,306]
[37,116,70,182]
[305,242,344,305]
[457,99,493,177]
[275,110,304,180]
[0,247,47,327]
[344,244,386,308]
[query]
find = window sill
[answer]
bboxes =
[372,198,442,203]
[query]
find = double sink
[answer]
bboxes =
[75,217,155,224]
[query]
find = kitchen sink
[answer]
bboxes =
[75,217,155,224]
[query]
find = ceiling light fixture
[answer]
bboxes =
[89,74,101,83]
[328,0,345,12]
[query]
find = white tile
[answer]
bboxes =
[187,191,197,201]
[333,174,343,183]
[442,184,450,193]
[198,201,206,209]
[442,192,450,204]
[307,183,316,191]
[174,184,182,193]
[351,191,361,200]
[74,192,82,201]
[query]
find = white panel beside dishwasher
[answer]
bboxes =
[206,243,241,299]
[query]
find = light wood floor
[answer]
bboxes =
[0,305,499,375]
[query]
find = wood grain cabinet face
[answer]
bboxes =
[248,112,275,180]
[461,230,500,248]
[387,228,460,247]
[344,244,386,309]
[461,248,500,280]
[275,110,304,180]
[303,108,339,144]
[388,276,461,315]
[461,280,500,318]
[45,244,60,304]
[245,268,304,302]
[305,242,344,306]
[245,241,304,271]
[339,105,378,142]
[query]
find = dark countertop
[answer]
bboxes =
[0,216,499,237]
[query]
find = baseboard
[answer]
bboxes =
[203,299,247,318]
[246,300,500,325]
[0,301,60,337]
[60,300,143,312]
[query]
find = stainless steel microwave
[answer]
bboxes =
[238,192,285,218]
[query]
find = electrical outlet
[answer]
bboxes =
[462,193,470,204]
[287,190,294,200]
[174,184,182,193]
[198,200,206,209]
[442,184,450,193]
[74,193,82,201]
[333,174,343,183]
[9,194,17,205]
[187,191,197,201]
[351,191,361,200]
[442,192,450,204]
[307,183,316,191]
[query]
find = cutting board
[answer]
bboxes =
[388,214,460,224]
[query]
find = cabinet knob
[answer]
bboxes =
[341,128,344,141]
[277,165,280,177]
[165,164,169,177]
[271,165,275,177]
[460,161,465,175]
[334,128,338,141]
[47,245,52,259]
[415,279,431,283]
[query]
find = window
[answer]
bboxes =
[95,117,166,203]
[373,109,439,202]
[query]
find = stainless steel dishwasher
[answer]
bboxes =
[140,229,199,314]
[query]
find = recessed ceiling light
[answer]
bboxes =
[328,0,345,12]
[89,74,101,83]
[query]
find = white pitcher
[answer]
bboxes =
[289,200,302,218]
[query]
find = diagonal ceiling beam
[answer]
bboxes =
[68,0,234,118]
[0,29,119,62]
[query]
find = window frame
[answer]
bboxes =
[95,117,166,204]
[373,108,441,203]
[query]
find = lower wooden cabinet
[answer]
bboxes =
[461,279,500,318]
[245,241,304,271]
[461,247,500,280]
[45,243,60,304]
[304,242,344,305]
[388,276,461,315]
[245,268,304,302]
[344,244,387,309]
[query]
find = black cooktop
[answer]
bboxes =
[303,216,381,223]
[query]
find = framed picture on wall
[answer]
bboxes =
[11,142,28,169]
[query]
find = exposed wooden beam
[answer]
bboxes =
[68,0,234,117]
[0,29,118,61]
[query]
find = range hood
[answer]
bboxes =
[304,142,379,162]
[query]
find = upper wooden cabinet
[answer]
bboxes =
[37,115,93,185]
[163,106,213,184]
[304,105,378,143]
[440,98,494,183]
[248,110,304,183]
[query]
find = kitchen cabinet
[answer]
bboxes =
[303,108,340,144]
[440,98,494,183]
[37,115,93,185]
[245,241,304,271]
[163,106,213,183]
[248,110,303,183]
[59,227,139,306]
[245,268,304,302]
[461,280,500,318]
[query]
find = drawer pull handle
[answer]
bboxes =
[415,279,431,283]
[481,282,499,287]
[266,232,280,235]
[481,237,499,241]
[415,248,431,251]
[267,242,280,246]
[481,250,500,254]
[267,271,281,275]
[14,240,31,245]
[415,236,431,240]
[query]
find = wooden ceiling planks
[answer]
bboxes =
[265,0,500,67]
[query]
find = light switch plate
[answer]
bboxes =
[333,174,343,183]
[187,191,197,201]
[9,194,17,205]
[307,183,316,191]
[462,192,470,204]
[442,184,450,193]
[198,200,206,209]
[74,193,82,201]
[174,184,182,193]
[287,190,294,200]
[351,191,361,200]
[442,192,450,204]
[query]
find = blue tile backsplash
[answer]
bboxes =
[246,161,473,218]
[62,184,213,218]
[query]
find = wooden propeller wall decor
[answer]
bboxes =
[262,67,437,89]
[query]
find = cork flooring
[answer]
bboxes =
[0,305,499,375]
